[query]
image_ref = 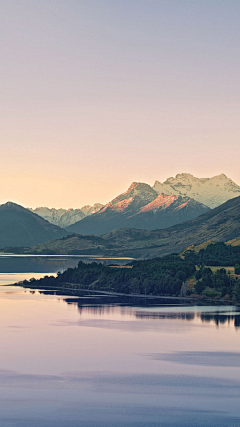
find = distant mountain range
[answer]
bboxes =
[67,182,210,235]
[29,203,103,228]
[0,202,68,249]
[153,173,240,208]
[28,174,240,234]
[1,172,240,251]
[29,195,240,257]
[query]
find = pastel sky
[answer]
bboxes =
[1,0,240,208]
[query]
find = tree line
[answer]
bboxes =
[20,242,240,301]
[21,254,196,297]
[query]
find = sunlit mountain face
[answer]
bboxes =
[28,174,240,231]
[66,181,210,236]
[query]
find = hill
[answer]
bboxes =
[30,234,109,255]
[0,202,69,248]
[67,182,209,235]
[20,253,196,297]
[183,241,240,267]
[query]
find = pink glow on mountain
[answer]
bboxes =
[174,199,191,210]
[101,197,134,212]
[138,194,178,213]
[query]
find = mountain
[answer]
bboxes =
[66,182,209,235]
[101,195,240,257]
[0,202,69,248]
[28,174,240,229]
[153,173,240,208]
[80,204,104,215]
[28,195,240,257]
[30,203,103,228]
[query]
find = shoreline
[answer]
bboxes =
[12,282,240,306]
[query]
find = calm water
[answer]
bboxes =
[0,263,240,426]
[0,254,133,274]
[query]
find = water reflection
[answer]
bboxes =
[137,310,240,328]
[135,311,195,320]
[33,288,240,328]
[199,312,240,328]
[1,283,240,427]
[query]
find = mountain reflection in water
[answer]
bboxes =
[1,282,240,427]
[33,288,240,328]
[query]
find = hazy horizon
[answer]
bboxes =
[1,172,239,209]
[1,1,240,208]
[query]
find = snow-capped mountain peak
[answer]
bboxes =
[153,174,240,208]
[100,182,158,214]
[30,203,104,228]
[123,182,156,197]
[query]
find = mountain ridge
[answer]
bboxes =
[27,174,240,228]
[29,203,103,228]
[66,181,209,235]
[153,173,240,208]
[24,195,240,257]
[0,202,69,248]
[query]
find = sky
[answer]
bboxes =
[1,0,240,208]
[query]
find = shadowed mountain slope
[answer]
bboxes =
[30,234,109,255]
[101,195,240,257]
[0,202,69,248]
[67,182,209,235]
[27,196,240,258]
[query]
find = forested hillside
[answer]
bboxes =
[22,255,196,296]
[20,242,240,302]
[184,242,240,266]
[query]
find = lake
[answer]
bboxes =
[0,254,134,274]
[0,257,240,426]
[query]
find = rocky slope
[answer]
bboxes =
[67,182,209,235]
[30,203,103,228]
[0,202,69,248]
[153,173,240,208]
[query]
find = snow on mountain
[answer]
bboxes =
[100,182,157,214]
[29,173,240,231]
[137,194,180,213]
[153,173,240,208]
[67,182,209,235]
[80,203,104,215]
[30,203,104,228]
